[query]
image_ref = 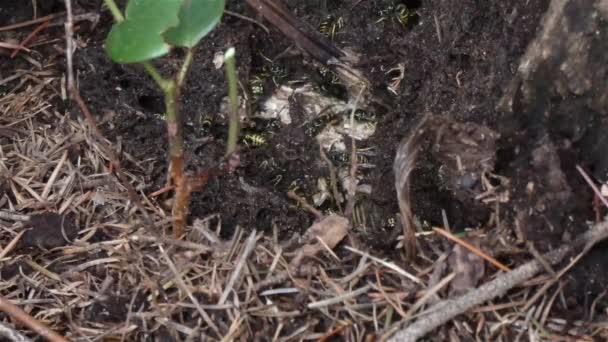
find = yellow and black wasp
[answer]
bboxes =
[318,15,344,40]
[376,2,416,29]
[243,133,267,147]
[249,75,265,100]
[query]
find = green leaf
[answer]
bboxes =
[163,0,225,48]
[106,0,182,63]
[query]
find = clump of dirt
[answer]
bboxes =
[19,213,78,250]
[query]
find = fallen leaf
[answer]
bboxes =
[448,239,485,296]
[302,214,349,249]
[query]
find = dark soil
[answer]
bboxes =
[3,0,608,337]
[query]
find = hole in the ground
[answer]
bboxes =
[119,79,130,89]
[138,95,164,114]
[401,0,422,9]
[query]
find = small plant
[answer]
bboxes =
[103,0,239,237]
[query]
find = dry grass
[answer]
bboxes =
[1,12,608,342]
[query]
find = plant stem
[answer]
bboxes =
[177,49,194,88]
[163,80,188,237]
[102,0,188,238]
[143,62,171,91]
[224,47,240,155]
[102,0,124,22]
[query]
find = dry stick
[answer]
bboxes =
[0,13,59,32]
[0,296,69,342]
[224,10,270,34]
[70,88,156,231]
[386,221,608,342]
[217,230,258,305]
[10,20,50,58]
[0,322,32,342]
[158,246,221,337]
[577,165,608,209]
[0,210,30,222]
[522,243,593,311]
[288,191,323,219]
[432,227,511,272]
[63,0,74,91]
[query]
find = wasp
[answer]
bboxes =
[319,15,344,40]
[263,119,282,134]
[249,75,265,100]
[244,133,266,147]
[196,115,214,135]
[263,63,288,86]
[328,150,349,165]
[316,67,344,96]
[395,4,415,28]
[319,67,340,85]
[376,2,415,29]
[353,109,377,123]
[352,202,369,229]
[303,110,338,137]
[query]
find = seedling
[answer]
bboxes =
[103,0,239,237]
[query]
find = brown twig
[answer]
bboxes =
[577,165,608,209]
[0,13,59,32]
[10,20,50,58]
[386,221,608,341]
[0,295,69,342]
[433,227,511,272]
[288,191,323,219]
[224,9,270,34]
[70,87,156,230]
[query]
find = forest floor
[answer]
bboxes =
[1,0,607,341]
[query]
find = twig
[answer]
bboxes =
[433,227,511,272]
[41,149,68,199]
[63,0,75,91]
[345,246,424,285]
[70,87,155,230]
[308,285,371,309]
[0,322,32,342]
[402,272,456,321]
[0,295,69,342]
[386,221,608,342]
[224,10,270,34]
[0,231,25,260]
[288,191,323,219]
[159,245,221,337]
[577,165,608,209]
[0,13,59,32]
[217,230,258,304]
[523,241,593,311]
[10,20,50,58]
[0,210,30,222]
